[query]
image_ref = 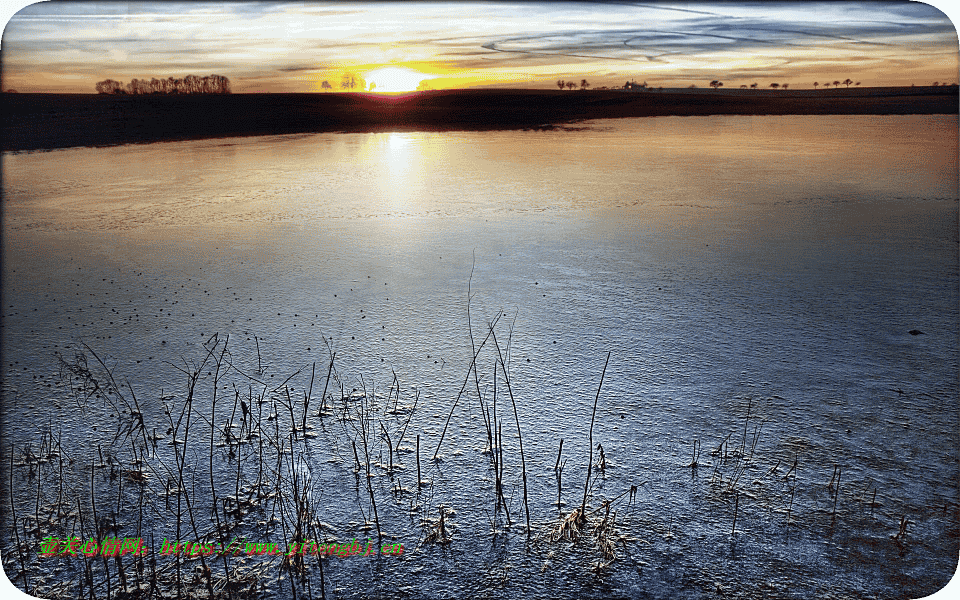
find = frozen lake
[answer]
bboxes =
[2,115,958,598]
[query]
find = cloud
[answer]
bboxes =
[2,1,956,92]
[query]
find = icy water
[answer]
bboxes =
[2,115,958,599]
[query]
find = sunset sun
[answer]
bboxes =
[365,66,435,93]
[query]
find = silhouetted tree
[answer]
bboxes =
[709,80,722,90]
[97,74,229,95]
[125,78,151,95]
[740,84,747,89]
[843,78,853,88]
[813,81,819,89]
[750,83,758,89]
[321,81,332,90]
[855,82,861,86]
[566,82,576,90]
[337,73,366,91]
[782,83,789,89]
[832,80,840,87]
[770,83,779,89]
[557,79,565,90]
[95,79,124,94]
[580,79,590,90]
[933,81,940,86]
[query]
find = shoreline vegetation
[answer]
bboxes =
[6,328,952,598]
[4,295,641,598]
[3,86,957,152]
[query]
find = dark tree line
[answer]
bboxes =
[557,79,590,90]
[95,75,231,95]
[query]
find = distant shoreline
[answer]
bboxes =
[3,87,957,152]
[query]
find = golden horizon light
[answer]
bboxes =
[365,67,437,93]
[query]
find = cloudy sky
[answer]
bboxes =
[1,1,957,93]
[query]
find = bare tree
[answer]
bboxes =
[95,74,230,95]
[340,73,365,91]
[557,79,565,90]
[580,79,590,90]
[95,79,124,94]
[709,80,723,90]
[843,78,853,88]
[126,78,152,95]
[566,82,576,90]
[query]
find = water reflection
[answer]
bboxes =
[3,115,954,234]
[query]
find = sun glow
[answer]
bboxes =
[365,67,435,93]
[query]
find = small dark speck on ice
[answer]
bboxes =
[908,329,925,335]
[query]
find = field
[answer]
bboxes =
[3,86,957,152]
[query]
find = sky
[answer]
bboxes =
[0,1,957,93]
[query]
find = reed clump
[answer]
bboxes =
[5,276,640,598]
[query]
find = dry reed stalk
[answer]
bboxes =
[317,353,335,419]
[9,448,30,596]
[557,458,566,513]
[209,338,235,600]
[423,506,453,545]
[832,467,842,522]
[352,440,361,474]
[356,390,383,545]
[732,491,739,536]
[688,439,701,468]
[393,389,418,455]
[580,352,611,524]
[255,335,262,374]
[303,361,316,432]
[497,420,510,523]
[381,423,393,472]
[284,386,297,439]
[433,307,502,462]
[416,434,422,490]
[492,361,503,513]
[490,326,531,538]
[783,454,798,480]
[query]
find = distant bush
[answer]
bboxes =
[95,75,231,95]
